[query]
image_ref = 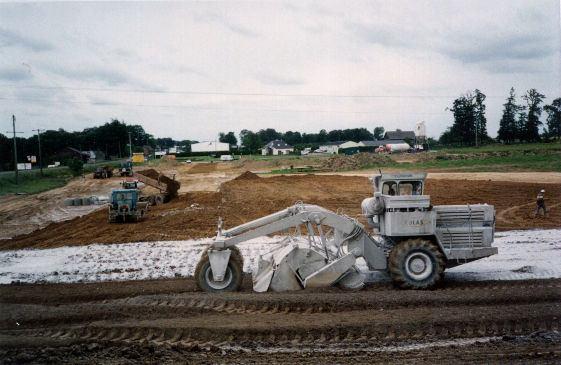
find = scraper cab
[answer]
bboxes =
[195,172,497,293]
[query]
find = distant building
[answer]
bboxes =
[167,145,185,154]
[81,150,104,163]
[360,139,410,153]
[261,140,294,155]
[55,147,90,163]
[384,130,416,141]
[358,140,389,148]
[191,141,230,154]
[317,141,360,154]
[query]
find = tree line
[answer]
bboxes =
[441,88,560,146]
[0,120,192,171]
[218,127,385,154]
[497,88,560,144]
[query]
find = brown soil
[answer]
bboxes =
[187,162,218,174]
[137,169,181,199]
[0,175,123,240]
[1,278,560,364]
[2,175,560,250]
[322,153,393,171]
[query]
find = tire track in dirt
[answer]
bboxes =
[3,280,560,326]
[2,278,561,363]
[7,311,561,351]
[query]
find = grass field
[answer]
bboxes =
[0,168,73,195]
[397,153,561,172]
[433,142,561,153]
[0,159,129,196]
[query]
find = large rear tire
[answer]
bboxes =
[389,239,445,289]
[195,247,243,292]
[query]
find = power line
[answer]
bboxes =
[0,96,449,115]
[0,83,507,99]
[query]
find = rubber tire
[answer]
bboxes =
[195,247,243,292]
[389,239,445,289]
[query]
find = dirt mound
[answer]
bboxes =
[322,153,393,171]
[137,169,180,199]
[232,171,260,181]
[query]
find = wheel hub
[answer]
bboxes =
[205,266,233,290]
[405,252,433,281]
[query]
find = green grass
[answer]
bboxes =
[0,159,129,196]
[0,168,73,195]
[423,154,558,171]
[365,151,561,172]
[434,142,561,154]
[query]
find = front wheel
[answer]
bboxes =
[389,239,445,289]
[195,247,243,292]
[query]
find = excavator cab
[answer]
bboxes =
[374,173,426,196]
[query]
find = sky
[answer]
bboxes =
[0,0,559,141]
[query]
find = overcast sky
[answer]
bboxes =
[0,1,559,141]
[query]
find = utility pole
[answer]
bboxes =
[32,128,45,176]
[128,131,132,158]
[6,115,23,185]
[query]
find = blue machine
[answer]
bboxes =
[108,189,148,223]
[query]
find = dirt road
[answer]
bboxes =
[1,278,560,364]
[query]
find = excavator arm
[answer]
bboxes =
[202,204,387,292]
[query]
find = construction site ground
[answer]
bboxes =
[1,278,561,364]
[1,161,560,249]
[1,160,560,363]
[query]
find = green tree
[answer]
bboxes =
[473,89,489,145]
[239,129,262,154]
[67,158,84,177]
[282,131,302,145]
[497,88,519,144]
[257,128,281,143]
[373,126,385,140]
[317,129,328,143]
[445,92,476,145]
[521,89,546,142]
[515,109,527,141]
[544,98,561,139]
[219,131,238,146]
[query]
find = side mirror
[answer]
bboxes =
[374,191,382,198]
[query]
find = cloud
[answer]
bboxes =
[196,12,258,37]
[346,21,418,49]
[53,66,131,85]
[442,32,556,63]
[43,63,140,87]
[0,66,33,81]
[346,19,556,74]
[0,27,54,52]
[255,73,305,86]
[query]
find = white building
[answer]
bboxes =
[191,141,230,153]
[261,140,294,155]
[318,141,360,154]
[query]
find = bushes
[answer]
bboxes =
[67,158,84,177]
